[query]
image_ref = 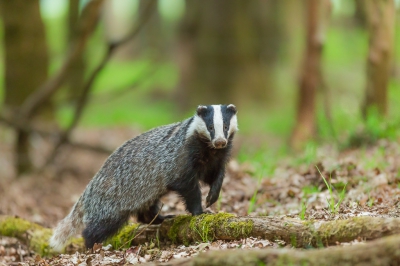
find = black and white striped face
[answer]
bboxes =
[187,104,238,149]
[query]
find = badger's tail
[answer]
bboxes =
[50,200,84,251]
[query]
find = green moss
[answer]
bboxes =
[0,217,57,257]
[305,217,372,247]
[105,223,140,249]
[224,219,253,239]
[30,228,54,256]
[167,215,193,244]
[0,217,36,237]
[290,234,297,247]
[167,213,253,245]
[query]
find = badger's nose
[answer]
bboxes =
[213,138,227,149]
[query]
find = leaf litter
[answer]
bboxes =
[1,126,400,265]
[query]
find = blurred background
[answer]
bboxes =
[0,0,400,179]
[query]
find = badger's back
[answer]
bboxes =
[81,119,193,220]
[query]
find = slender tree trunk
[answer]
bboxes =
[0,0,50,175]
[176,0,271,108]
[362,0,395,117]
[353,0,368,27]
[174,0,200,111]
[137,0,163,57]
[67,0,86,103]
[290,0,330,150]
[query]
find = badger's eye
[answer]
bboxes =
[208,125,214,131]
[224,125,228,131]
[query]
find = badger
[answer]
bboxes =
[50,104,238,251]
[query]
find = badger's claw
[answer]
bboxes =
[206,193,218,208]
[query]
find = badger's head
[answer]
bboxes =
[187,104,238,149]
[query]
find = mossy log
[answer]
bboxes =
[2,214,400,256]
[130,213,400,248]
[0,216,83,256]
[151,234,400,266]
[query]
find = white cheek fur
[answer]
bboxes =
[228,115,238,137]
[186,115,211,140]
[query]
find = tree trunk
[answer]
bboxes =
[176,0,271,108]
[3,214,400,256]
[0,0,50,174]
[362,0,395,117]
[67,0,86,103]
[290,0,330,150]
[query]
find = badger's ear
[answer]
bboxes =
[227,104,237,114]
[196,105,208,117]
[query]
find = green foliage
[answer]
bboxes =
[345,107,400,148]
[316,166,347,215]
[302,185,320,195]
[295,142,318,165]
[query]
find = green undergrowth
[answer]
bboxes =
[167,213,253,245]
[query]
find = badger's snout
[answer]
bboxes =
[213,138,227,149]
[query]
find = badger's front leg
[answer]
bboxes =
[205,168,225,208]
[170,179,204,215]
[181,183,204,215]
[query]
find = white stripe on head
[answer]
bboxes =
[228,114,238,138]
[186,115,211,140]
[212,105,225,140]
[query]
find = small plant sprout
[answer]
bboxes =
[316,166,347,214]
[216,191,222,212]
[248,167,267,214]
[299,200,307,220]
[299,185,319,220]
[193,223,210,243]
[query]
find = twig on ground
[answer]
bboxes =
[118,203,163,249]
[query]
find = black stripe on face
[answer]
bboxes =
[198,105,215,139]
[221,105,236,138]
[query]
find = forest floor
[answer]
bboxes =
[1,126,400,265]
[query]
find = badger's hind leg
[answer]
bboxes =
[137,200,174,224]
[82,212,130,249]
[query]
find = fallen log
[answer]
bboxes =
[2,213,400,256]
[150,233,400,266]
[0,216,83,256]
[124,213,400,248]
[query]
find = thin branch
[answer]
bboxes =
[19,0,104,119]
[0,113,112,155]
[95,65,158,104]
[42,0,157,167]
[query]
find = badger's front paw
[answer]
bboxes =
[206,193,219,208]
